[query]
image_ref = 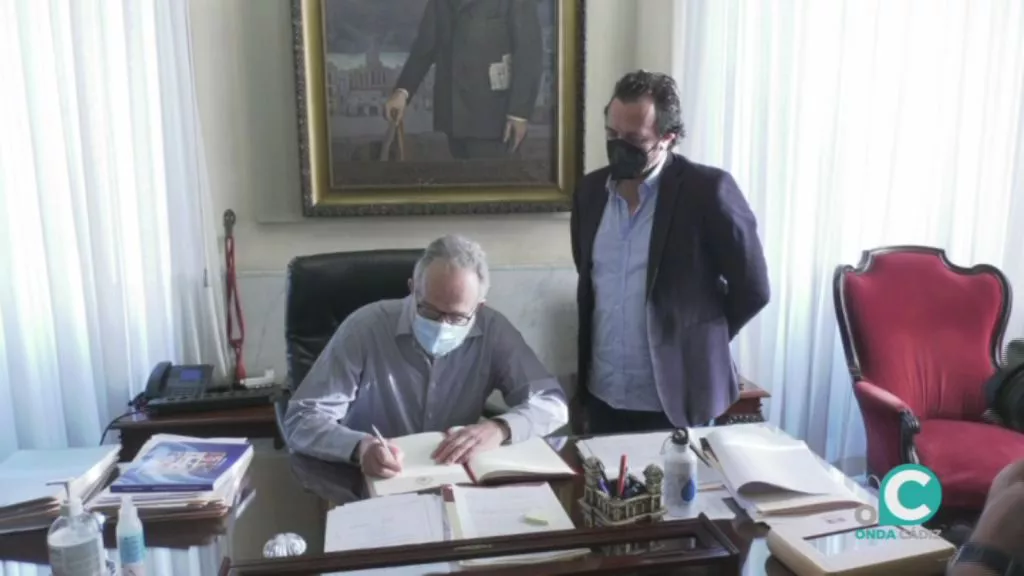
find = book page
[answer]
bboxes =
[325,493,451,575]
[367,432,471,497]
[467,436,574,482]
[451,484,586,566]
[706,426,840,496]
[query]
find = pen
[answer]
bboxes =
[700,438,718,464]
[690,443,711,468]
[617,454,628,498]
[371,425,395,464]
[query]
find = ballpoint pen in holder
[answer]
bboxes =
[578,456,667,555]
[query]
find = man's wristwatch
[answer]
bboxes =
[949,543,1024,575]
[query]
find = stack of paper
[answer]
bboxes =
[88,434,253,521]
[0,445,120,534]
[702,425,864,518]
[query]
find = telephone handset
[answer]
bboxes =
[144,361,215,400]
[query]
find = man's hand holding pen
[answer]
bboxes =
[358,426,405,478]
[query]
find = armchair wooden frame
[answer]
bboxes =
[832,245,1013,474]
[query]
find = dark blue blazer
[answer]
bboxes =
[570,153,771,426]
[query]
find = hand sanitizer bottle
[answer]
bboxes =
[663,428,698,510]
[117,496,146,576]
[47,480,106,576]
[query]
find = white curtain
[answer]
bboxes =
[674,0,1024,473]
[0,0,229,457]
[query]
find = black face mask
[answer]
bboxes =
[606,139,657,180]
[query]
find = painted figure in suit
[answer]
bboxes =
[383,0,543,159]
[570,70,771,434]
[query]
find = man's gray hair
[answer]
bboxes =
[412,235,490,300]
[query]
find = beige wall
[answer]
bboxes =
[190,0,676,272]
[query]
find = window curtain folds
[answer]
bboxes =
[0,0,230,456]
[674,0,1024,473]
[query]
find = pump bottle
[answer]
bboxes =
[46,480,106,576]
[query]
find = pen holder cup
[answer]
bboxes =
[577,457,667,555]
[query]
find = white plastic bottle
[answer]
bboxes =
[47,481,106,576]
[663,428,698,510]
[117,496,146,576]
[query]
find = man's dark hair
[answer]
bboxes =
[605,70,686,142]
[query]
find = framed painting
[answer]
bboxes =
[292,0,585,216]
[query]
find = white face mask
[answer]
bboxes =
[412,313,474,357]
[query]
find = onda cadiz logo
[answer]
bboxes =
[854,464,943,540]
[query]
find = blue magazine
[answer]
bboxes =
[111,439,250,493]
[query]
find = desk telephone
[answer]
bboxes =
[144,361,216,399]
[141,361,280,416]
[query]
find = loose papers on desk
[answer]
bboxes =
[702,425,864,517]
[323,484,583,573]
[575,429,724,490]
[89,434,252,521]
[449,484,587,566]
[325,493,450,576]
[0,445,119,534]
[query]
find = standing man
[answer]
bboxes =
[570,70,770,434]
[382,0,543,159]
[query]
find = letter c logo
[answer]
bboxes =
[878,464,942,526]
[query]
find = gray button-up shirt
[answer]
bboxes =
[283,296,569,463]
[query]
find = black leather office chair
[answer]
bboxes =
[275,249,421,446]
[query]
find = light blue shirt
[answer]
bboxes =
[589,157,666,412]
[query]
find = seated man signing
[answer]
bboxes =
[283,235,569,479]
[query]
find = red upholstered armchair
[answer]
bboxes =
[833,246,1024,511]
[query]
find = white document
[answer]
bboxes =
[704,426,863,516]
[325,493,451,576]
[467,436,575,482]
[368,433,574,498]
[488,54,512,91]
[707,426,841,495]
[451,484,586,566]
[577,431,723,489]
[367,432,471,497]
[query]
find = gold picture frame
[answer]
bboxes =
[292,0,585,216]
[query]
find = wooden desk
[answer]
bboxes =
[0,432,860,575]
[274,434,841,575]
[111,405,281,461]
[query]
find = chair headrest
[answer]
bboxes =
[285,249,421,388]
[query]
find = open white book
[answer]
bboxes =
[367,434,575,498]
[449,484,587,566]
[702,425,864,517]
